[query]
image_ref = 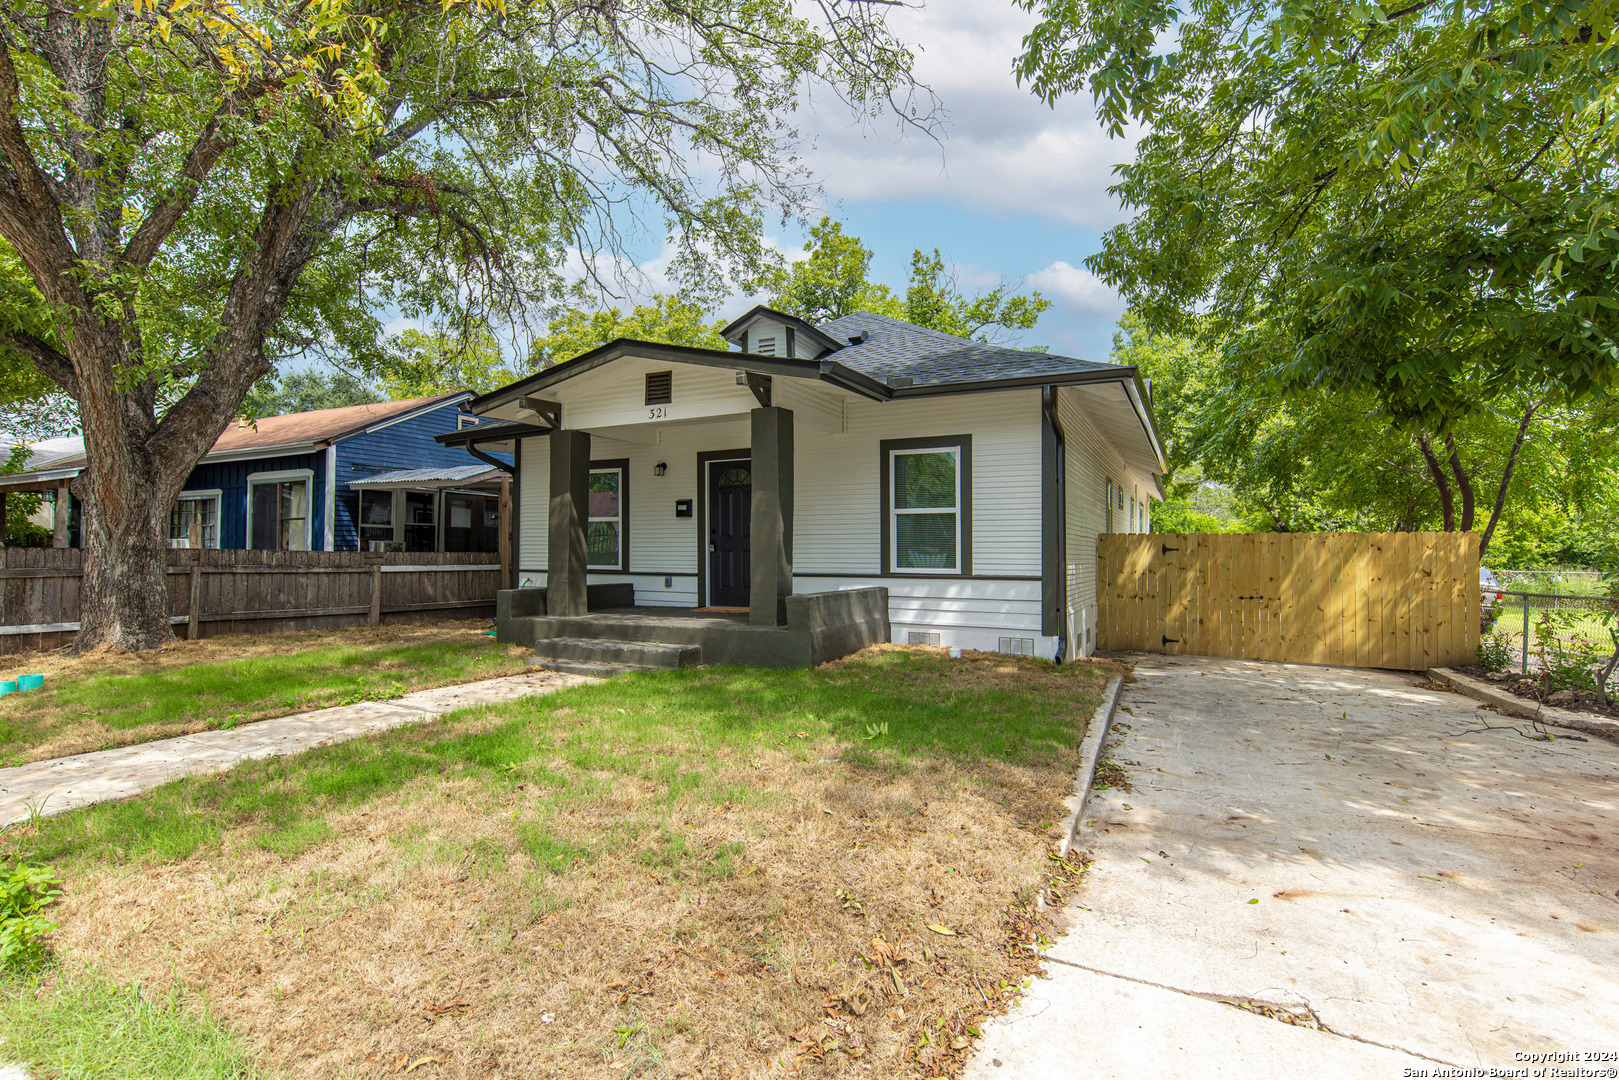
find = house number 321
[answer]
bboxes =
[648,406,667,419]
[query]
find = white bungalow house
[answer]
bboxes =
[438,307,1163,669]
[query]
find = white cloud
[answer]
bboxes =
[1027,260,1126,320]
[799,0,1138,228]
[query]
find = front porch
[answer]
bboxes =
[494,587,890,671]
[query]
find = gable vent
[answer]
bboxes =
[645,370,672,406]
[755,336,777,356]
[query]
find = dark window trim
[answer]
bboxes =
[695,447,751,607]
[879,434,972,577]
[586,457,630,572]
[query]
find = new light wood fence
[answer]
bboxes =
[1098,532,1481,670]
[0,548,501,655]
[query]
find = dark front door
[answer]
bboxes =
[708,460,751,607]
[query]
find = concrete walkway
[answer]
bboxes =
[967,656,1619,1079]
[0,670,591,827]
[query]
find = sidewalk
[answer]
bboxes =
[0,670,591,827]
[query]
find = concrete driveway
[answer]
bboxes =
[968,656,1619,1078]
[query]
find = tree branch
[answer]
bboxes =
[121,107,239,266]
[0,329,77,397]
[1444,434,1475,533]
[1416,433,1454,531]
[1478,397,1539,560]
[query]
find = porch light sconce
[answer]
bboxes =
[654,461,668,476]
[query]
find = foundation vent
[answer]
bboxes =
[998,637,1035,657]
[907,631,941,647]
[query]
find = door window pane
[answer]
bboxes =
[587,468,622,567]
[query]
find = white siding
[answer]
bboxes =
[1056,385,1158,659]
[512,385,1054,653]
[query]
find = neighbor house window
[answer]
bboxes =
[167,491,221,549]
[586,459,629,570]
[359,489,395,548]
[247,471,312,551]
[881,436,971,575]
[403,491,436,552]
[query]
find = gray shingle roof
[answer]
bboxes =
[814,312,1117,387]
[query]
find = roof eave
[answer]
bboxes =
[434,421,554,446]
[468,339,890,414]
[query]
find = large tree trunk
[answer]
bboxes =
[71,445,194,652]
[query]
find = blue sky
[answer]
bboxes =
[383,0,1140,366]
[661,0,1138,362]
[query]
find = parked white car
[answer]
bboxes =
[1481,567,1505,632]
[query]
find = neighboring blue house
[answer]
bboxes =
[0,393,512,552]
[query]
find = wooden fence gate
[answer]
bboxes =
[1097,532,1480,671]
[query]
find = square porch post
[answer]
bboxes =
[750,406,794,626]
[547,428,591,617]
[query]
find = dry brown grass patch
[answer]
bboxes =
[31,649,1118,1079]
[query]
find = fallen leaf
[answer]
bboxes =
[925,924,957,937]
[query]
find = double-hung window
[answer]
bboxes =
[882,436,971,575]
[586,459,629,570]
[247,471,312,551]
[167,491,221,548]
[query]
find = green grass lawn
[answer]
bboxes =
[0,624,530,764]
[17,648,1103,869]
[0,974,272,1080]
[6,648,1117,1079]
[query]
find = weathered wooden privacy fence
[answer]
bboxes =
[0,549,501,655]
[1098,532,1481,670]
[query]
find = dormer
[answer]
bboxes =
[720,305,844,360]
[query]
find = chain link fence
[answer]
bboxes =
[1485,587,1616,687]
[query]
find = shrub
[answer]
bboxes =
[1477,632,1514,673]
[1532,610,1606,694]
[1,858,62,970]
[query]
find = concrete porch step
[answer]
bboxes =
[529,636,702,672]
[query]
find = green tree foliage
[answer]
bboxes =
[245,369,381,417]
[1,442,45,545]
[529,295,729,368]
[1117,316,1619,563]
[376,328,517,397]
[0,0,917,649]
[1016,0,1619,430]
[770,218,1052,343]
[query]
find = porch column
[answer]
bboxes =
[52,482,69,548]
[547,428,591,617]
[749,406,794,626]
